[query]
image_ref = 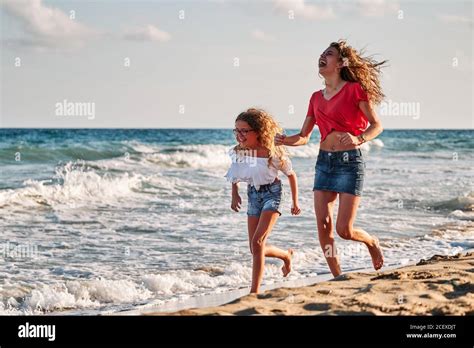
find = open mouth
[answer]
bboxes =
[236,135,246,143]
[318,58,327,68]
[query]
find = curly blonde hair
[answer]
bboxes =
[330,39,388,105]
[234,108,289,169]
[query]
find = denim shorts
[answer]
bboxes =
[313,148,365,196]
[247,179,282,217]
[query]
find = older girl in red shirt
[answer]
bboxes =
[276,40,386,277]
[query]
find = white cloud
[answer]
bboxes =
[1,0,95,49]
[354,0,400,17]
[437,14,473,25]
[252,29,276,42]
[123,25,171,42]
[273,0,336,20]
[273,0,400,20]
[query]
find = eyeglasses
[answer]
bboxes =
[233,128,255,136]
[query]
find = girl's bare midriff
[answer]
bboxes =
[319,130,360,152]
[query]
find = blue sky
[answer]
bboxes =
[1,0,472,129]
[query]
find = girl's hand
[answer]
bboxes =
[231,194,242,212]
[274,133,286,146]
[337,132,360,146]
[291,202,301,215]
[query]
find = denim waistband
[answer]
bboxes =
[248,178,281,192]
[318,148,362,159]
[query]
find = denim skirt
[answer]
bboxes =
[313,148,365,196]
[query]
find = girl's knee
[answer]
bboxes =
[251,237,265,254]
[336,224,354,240]
[316,215,332,229]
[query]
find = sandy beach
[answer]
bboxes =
[154,251,474,316]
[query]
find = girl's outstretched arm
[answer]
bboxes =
[275,116,316,146]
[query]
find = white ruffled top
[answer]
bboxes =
[224,147,295,190]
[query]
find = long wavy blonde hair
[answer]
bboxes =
[330,40,388,105]
[234,108,289,169]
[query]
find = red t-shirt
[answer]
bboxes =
[306,81,369,142]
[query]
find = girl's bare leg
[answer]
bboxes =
[336,193,384,270]
[314,190,341,277]
[265,245,294,277]
[248,211,290,293]
[248,216,293,278]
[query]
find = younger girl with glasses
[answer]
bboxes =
[225,108,301,294]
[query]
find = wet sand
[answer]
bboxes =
[153,252,474,316]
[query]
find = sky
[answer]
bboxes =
[0,0,473,129]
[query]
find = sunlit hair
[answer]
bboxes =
[329,39,388,105]
[234,108,289,169]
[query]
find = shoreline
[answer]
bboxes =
[110,263,413,315]
[141,250,474,316]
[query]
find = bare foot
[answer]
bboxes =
[367,237,384,271]
[282,249,294,277]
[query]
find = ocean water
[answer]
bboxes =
[0,128,472,315]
